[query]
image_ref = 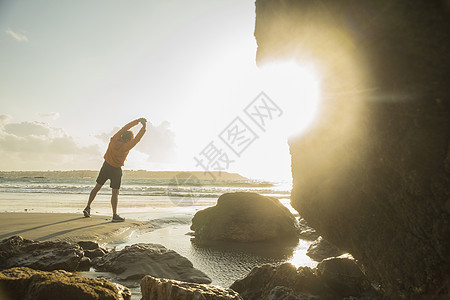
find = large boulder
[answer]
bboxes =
[191,192,299,242]
[92,243,211,284]
[0,236,84,272]
[230,259,377,300]
[254,0,450,297]
[140,275,243,300]
[0,266,131,300]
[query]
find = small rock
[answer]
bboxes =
[306,237,344,262]
[316,257,373,297]
[298,228,319,241]
[140,275,242,300]
[230,263,322,300]
[230,259,378,299]
[266,286,319,300]
[77,241,101,251]
[77,257,91,271]
[84,247,108,259]
[77,241,108,259]
[93,243,211,283]
[0,236,83,272]
[297,218,320,241]
[0,266,131,300]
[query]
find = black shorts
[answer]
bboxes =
[96,161,122,189]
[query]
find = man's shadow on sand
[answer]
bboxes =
[0,217,111,241]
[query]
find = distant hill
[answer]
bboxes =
[0,170,249,181]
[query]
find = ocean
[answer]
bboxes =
[0,176,291,202]
[0,175,316,294]
[0,176,294,217]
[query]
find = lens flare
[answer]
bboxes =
[259,61,322,138]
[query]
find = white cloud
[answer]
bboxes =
[38,112,60,120]
[0,115,101,170]
[136,121,177,163]
[4,121,50,137]
[95,127,120,143]
[0,114,12,126]
[5,28,28,42]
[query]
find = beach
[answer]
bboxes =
[0,213,151,244]
[0,175,317,299]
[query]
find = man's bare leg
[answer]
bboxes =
[111,188,119,216]
[88,184,102,207]
[84,183,102,217]
[111,189,125,222]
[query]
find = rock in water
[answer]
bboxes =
[230,259,377,299]
[140,275,243,300]
[93,243,211,283]
[230,263,322,300]
[306,237,344,262]
[297,218,319,241]
[77,241,101,250]
[254,0,450,297]
[0,266,131,300]
[191,192,299,242]
[265,286,319,300]
[0,236,83,272]
[77,257,91,271]
[316,257,372,297]
[77,241,108,259]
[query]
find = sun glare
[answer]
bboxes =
[259,61,322,138]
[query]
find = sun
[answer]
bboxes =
[258,61,322,138]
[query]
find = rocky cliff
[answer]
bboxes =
[254,0,449,297]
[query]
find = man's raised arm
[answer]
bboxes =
[112,119,141,139]
[123,119,147,150]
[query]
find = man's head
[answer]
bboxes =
[120,130,134,142]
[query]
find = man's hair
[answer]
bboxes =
[120,130,134,142]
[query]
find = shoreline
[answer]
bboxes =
[0,212,152,244]
[0,207,317,298]
[0,197,316,290]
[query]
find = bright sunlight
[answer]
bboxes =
[259,61,322,138]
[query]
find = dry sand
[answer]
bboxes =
[0,213,151,244]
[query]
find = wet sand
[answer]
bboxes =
[0,212,152,244]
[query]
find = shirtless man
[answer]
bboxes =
[83,118,147,222]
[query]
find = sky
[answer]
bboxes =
[0,0,321,181]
